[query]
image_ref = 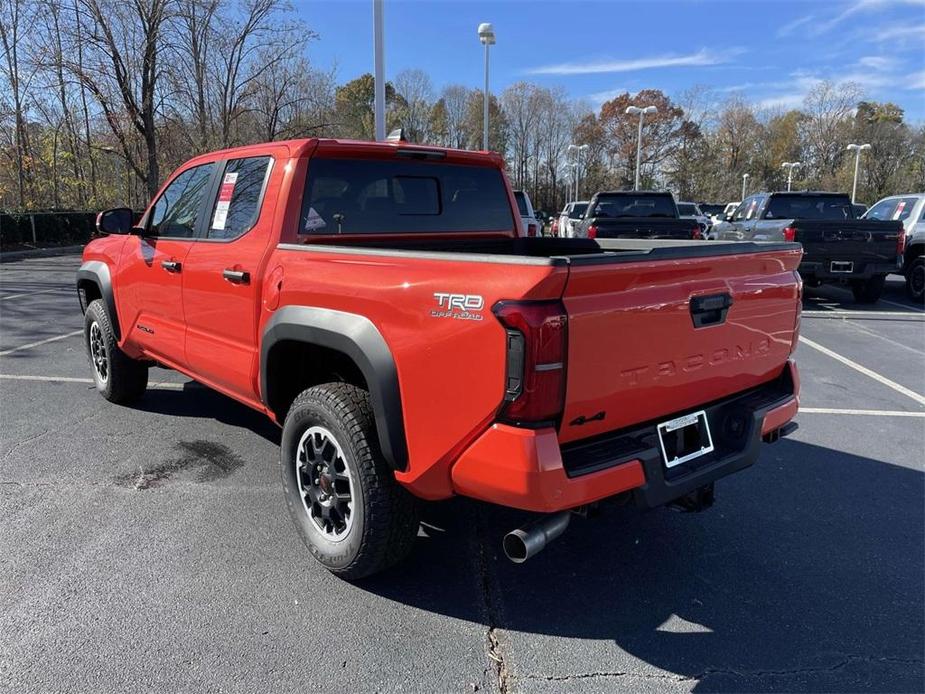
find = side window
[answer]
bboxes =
[207,156,272,240]
[733,198,751,222]
[149,163,215,238]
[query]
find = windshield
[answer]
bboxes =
[700,204,725,216]
[590,194,676,218]
[300,158,515,234]
[677,203,699,216]
[569,203,588,219]
[764,194,853,221]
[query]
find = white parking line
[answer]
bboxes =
[802,310,923,318]
[0,373,186,390]
[0,330,84,356]
[799,336,925,407]
[880,298,924,313]
[800,407,925,417]
[0,287,70,301]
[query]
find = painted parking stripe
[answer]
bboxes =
[0,287,71,301]
[0,330,84,356]
[802,310,924,319]
[800,407,925,417]
[0,373,186,390]
[880,298,924,313]
[799,336,925,407]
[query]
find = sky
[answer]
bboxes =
[300,0,925,121]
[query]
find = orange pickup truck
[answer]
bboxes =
[77,138,801,578]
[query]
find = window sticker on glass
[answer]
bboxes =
[211,172,239,230]
[893,201,906,220]
[303,206,326,232]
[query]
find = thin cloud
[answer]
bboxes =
[858,55,896,70]
[777,14,814,37]
[811,0,925,36]
[909,71,925,90]
[588,87,629,106]
[525,48,741,76]
[873,22,925,39]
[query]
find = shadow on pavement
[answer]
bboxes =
[135,382,281,445]
[361,439,924,691]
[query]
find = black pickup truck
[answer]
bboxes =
[576,191,701,240]
[713,191,904,303]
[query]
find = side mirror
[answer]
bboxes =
[96,207,133,235]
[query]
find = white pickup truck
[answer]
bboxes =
[513,190,541,237]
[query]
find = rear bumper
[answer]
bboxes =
[450,360,800,513]
[800,260,898,281]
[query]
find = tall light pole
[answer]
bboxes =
[478,23,495,151]
[625,105,657,189]
[846,143,871,204]
[567,144,589,200]
[781,162,801,191]
[741,173,750,201]
[373,0,385,141]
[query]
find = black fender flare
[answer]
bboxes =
[76,260,120,340]
[261,306,408,471]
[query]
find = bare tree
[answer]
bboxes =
[393,68,433,143]
[0,0,36,207]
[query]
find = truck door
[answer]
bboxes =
[117,161,217,368]
[181,154,276,404]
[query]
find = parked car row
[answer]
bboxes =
[547,188,922,303]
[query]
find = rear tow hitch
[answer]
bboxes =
[668,483,715,513]
[763,421,799,444]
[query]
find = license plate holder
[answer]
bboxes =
[830,260,854,273]
[657,410,714,469]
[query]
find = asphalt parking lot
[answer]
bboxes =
[1,253,923,693]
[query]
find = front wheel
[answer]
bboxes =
[280,383,419,580]
[850,275,886,304]
[906,257,924,303]
[84,299,148,404]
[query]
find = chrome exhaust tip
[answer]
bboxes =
[502,511,571,563]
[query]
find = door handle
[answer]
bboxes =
[690,293,733,328]
[161,260,181,273]
[223,269,250,284]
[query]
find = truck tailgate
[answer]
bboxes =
[794,220,902,269]
[559,244,802,444]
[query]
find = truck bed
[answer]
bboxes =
[287,236,795,263]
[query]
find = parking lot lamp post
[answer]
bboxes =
[741,172,750,201]
[625,105,657,189]
[567,144,589,199]
[373,0,385,141]
[846,143,871,203]
[781,162,801,191]
[478,23,495,150]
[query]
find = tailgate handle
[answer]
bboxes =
[690,293,732,328]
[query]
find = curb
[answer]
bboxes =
[0,245,85,263]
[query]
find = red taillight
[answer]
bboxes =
[691,226,702,240]
[551,219,558,235]
[897,229,906,256]
[783,226,797,242]
[527,223,538,237]
[587,224,598,239]
[493,300,567,425]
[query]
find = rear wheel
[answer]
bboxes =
[850,275,886,304]
[905,256,924,303]
[280,382,418,580]
[84,299,148,404]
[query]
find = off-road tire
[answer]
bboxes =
[280,382,419,580]
[905,256,924,303]
[84,299,148,404]
[850,275,886,304]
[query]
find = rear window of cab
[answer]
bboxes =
[299,158,515,235]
